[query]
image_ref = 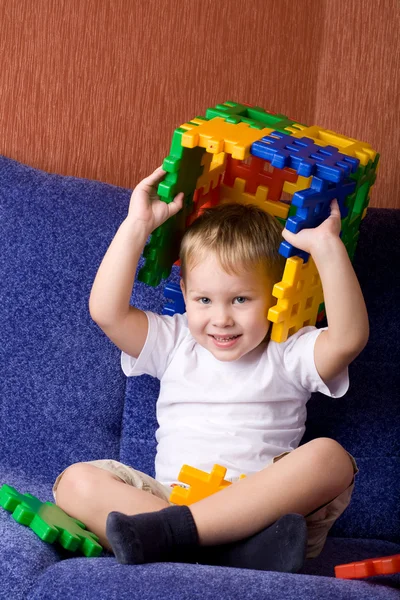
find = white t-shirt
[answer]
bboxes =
[121,312,349,486]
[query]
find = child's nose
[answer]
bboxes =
[212,307,234,328]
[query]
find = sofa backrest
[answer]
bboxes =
[0,156,128,481]
[298,208,400,542]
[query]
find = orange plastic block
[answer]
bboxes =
[335,553,400,579]
[169,464,245,506]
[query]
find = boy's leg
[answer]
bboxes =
[191,437,355,545]
[55,462,170,551]
[106,438,355,567]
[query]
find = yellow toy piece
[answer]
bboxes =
[196,150,227,196]
[181,116,273,160]
[169,464,246,506]
[282,174,313,197]
[268,255,324,343]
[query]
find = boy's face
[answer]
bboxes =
[180,252,273,362]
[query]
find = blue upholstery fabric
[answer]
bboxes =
[0,155,399,599]
[28,553,400,600]
[0,471,60,599]
[302,208,400,542]
[0,155,129,482]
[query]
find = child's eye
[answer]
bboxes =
[234,297,247,304]
[198,297,211,305]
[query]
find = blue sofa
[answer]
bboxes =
[0,154,399,599]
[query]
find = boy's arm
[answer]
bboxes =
[282,200,369,385]
[311,236,369,383]
[89,167,183,358]
[89,219,150,358]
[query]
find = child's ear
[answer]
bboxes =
[180,278,186,299]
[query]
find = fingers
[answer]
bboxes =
[139,166,166,190]
[147,166,166,181]
[281,227,296,244]
[330,198,341,216]
[168,192,184,217]
[282,225,294,238]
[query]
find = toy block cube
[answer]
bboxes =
[139,101,379,342]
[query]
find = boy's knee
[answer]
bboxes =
[305,438,354,489]
[55,463,108,509]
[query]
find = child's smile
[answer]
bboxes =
[209,333,242,349]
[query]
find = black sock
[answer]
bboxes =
[106,505,199,565]
[198,513,307,573]
[107,506,307,572]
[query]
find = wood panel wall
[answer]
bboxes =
[0,0,398,208]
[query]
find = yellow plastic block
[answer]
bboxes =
[268,256,324,343]
[282,175,312,196]
[195,151,227,196]
[220,177,290,221]
[181,117,273,161]
[284,124,377,167]
[169,464,245,506]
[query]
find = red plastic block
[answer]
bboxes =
[335,553,400,579]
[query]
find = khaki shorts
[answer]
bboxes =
[53,452,358,560]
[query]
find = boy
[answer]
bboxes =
[54,166,367,572]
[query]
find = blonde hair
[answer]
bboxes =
[179,203,286,284]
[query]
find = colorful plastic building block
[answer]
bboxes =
[0,484,102,557]
[162,282,186,316]
[169,464,245,506]
[139,101,379,342]
[335,553,400,579]
[267,255,324,343]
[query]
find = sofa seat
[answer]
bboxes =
[28,547,400,600]
[0,470,62,599]
[3,471,399,598]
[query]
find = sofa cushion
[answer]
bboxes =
[302,368,400,542]
[0,155,129,481]
[0,470,63,600]
[301,209,400,541]
[28,541,400,600]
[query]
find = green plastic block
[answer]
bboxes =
[159,133,204,201]
[139,139,205,287]
[339,155,379,261]
[205,100,301,133]
[0,484,103,557]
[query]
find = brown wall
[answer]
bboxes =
[0,0,398,208]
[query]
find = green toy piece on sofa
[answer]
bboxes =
[0,484,103,557]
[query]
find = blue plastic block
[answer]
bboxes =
[278,177,356,261]
[162,282,186,316]
[251,131,359,183]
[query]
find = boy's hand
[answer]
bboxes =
[281,199,342,256]
[128,167,184,233]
